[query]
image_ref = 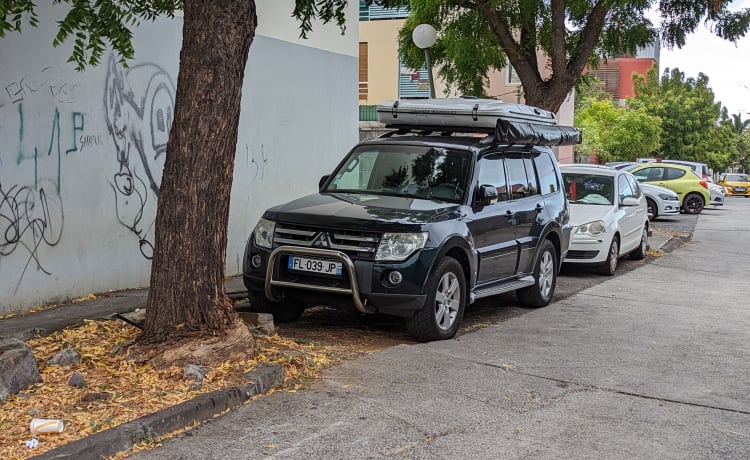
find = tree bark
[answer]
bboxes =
[138,0,257,344]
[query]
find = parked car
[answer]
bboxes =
[706,179,726,206]
[718,173,750,197]
[560,164,649,276]
[627,163,711,214]
[243,97,579,342]
[639,183,681,220]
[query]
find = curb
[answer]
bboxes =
[32,363,283,460]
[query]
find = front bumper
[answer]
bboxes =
[725,186,750,197]
[244,243,435,318]
[563,231,611,264]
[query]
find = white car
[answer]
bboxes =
[639,183,680,220]
[706,179,726,206]
[560,164,649,275]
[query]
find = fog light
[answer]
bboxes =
[388,270,403,285]
[251,254,262,268]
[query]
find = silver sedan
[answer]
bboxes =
[639,183,680,220]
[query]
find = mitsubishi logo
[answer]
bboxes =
[312,232,330,248]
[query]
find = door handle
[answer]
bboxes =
[535,203,545,213]
[505,210,515,219]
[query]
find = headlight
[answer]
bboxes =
[576,220,606,237]
[253,218,275,249]
[375,232,428,261]
[658,193,677,201]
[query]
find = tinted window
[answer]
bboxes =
[633,167,663,182]
[534,152,559,194]
[506,153,536,199]
[522,153,540,196]
[665,168,686,180]
[477,154,509,202]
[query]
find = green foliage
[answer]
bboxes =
[294,0,350,38]
[574,97,661,163]
[1,0,182,70]
[630,67,725,165]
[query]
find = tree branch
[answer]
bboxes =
[567,0,609,80]
[550,0,566,78]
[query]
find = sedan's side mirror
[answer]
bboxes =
[477,184,498,206]
[621,197,639,207]
[319,175,330,191]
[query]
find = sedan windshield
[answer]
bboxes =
[726,174,749,182]
[562,173,614,205]
[325,145,471,203]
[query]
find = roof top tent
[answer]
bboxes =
[377,97,582,147]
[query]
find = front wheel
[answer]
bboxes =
[517,239,558,307]
[406,257,466,342]
[682,193,705,214]
[646,198,657,221]
[598,236,619,276]
[247,291,307,323]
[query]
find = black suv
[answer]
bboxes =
[243,99,576,341]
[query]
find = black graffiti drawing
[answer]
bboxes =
[104,54,175,259]
[247,144,269,180]
[0,180,64,292]
[3,66,80,105]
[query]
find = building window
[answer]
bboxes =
[359,42,368,101]
[506,65,521,85]
[398,57,430,99]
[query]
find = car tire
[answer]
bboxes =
[646,198,657,221]
[682,193,705,214]
[629,224,648,260]
[598,236,619,276]
[517,239,558,308]
[247,290,307,323]
[406,257,466,342]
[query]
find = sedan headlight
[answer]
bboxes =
[376,232,428,261]
[576,220,606,237]
[658,192,678,201]
[253,218,275,248]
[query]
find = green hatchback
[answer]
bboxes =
[627,163,711,214]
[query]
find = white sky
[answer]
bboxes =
[657,0,750,116]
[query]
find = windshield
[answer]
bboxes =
[726,174,749,182]
[325,145,472,203]
[562,173,614,205]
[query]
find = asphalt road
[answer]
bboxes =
[134,198,750,459]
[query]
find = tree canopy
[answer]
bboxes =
[630,66,734,170]
[377,0,750,112]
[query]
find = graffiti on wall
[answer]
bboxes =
[0,180,64,291]
[103,55,175,259]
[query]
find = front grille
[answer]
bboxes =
[566,250,599,260]
[274,223,381,259]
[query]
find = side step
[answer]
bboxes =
[470,275,535,303]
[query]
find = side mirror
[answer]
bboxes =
[477,184,498,206]
[319,175,329,191]
[621,197,639,207]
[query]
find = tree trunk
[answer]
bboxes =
[138,0,257,344]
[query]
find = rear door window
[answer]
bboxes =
[665,168,686,180]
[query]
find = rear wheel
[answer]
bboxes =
[406,257,466,342]
[682,193,705,214]
[598,236,619,276]
[630,224,648,260]
[517,239,558,307]
[247,291,307,323]
[646,198,657,221]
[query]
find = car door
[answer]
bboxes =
[506,152,543,273]
[467,153,519,284]
[617,173,643,252]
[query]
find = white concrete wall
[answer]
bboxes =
[0,1,359,313]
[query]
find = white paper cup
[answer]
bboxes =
[30,418,64,435]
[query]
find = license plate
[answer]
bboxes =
[735,187,746,192]
[288,256,342,276]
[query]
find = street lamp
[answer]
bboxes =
[412,24,437,99]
